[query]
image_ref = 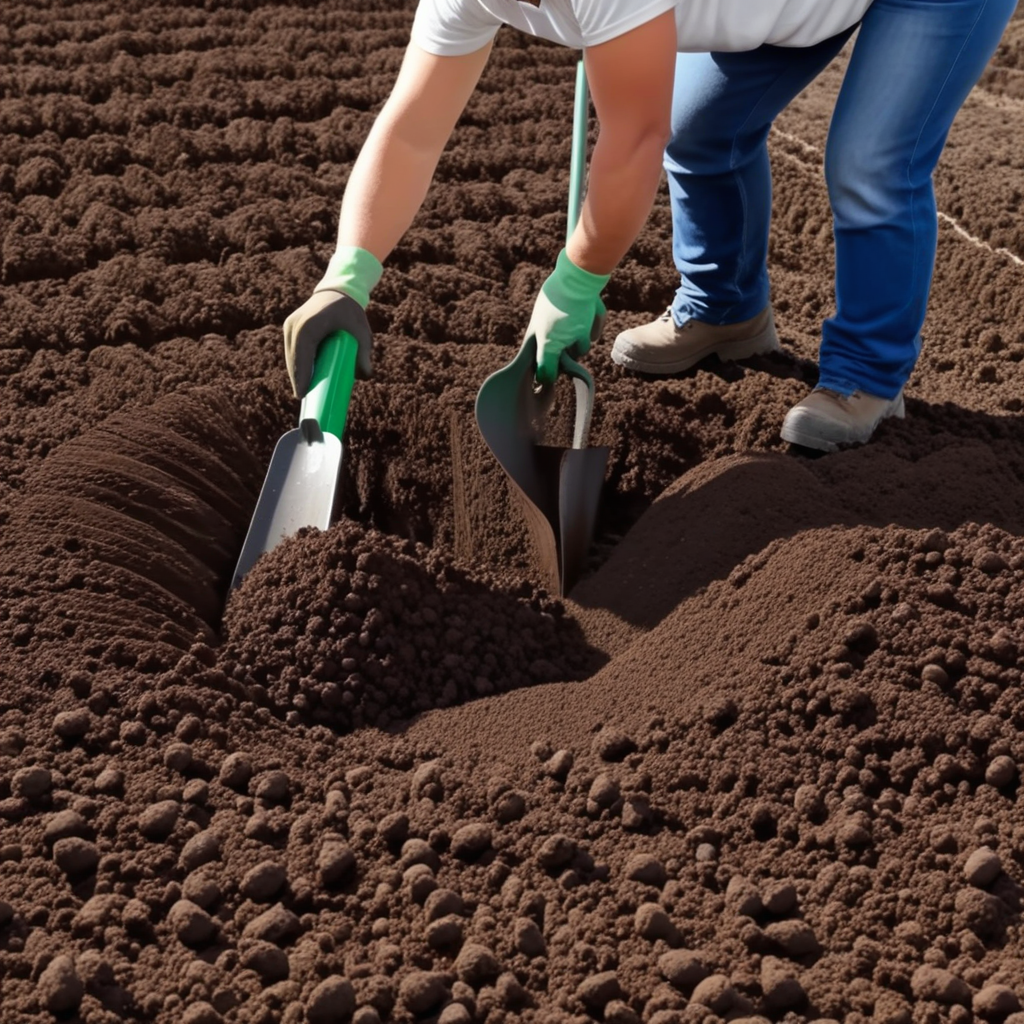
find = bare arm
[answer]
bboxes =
[337,41,493,261]
[569,10,677,275]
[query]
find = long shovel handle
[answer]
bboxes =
[299,330,358,439]
[564,61,595,450]
[567,60,589,244]
[559,351,595,450]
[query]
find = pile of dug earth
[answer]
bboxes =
[3,3,1024,1023]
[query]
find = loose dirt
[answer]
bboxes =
[2,3,1024,1024]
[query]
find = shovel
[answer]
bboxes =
[474,60,609,596]
[230,329,356,590]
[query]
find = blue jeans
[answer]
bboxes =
[665,0,1017,399]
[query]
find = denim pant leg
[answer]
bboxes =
[666,33,853,327]
[820,0,1018,399]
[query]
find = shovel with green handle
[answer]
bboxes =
[474,60,609,597]
[230,329,356,591]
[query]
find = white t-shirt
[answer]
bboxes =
[411,0,873,56]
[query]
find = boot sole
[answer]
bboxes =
[611,319,780,375]
[780,394,906,453]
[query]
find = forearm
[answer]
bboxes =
[565,9,675,278]
[335,111,443,263]
[567,128,667,276]
[329,41,491,268]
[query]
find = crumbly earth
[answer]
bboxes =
[2,3,1024,1024]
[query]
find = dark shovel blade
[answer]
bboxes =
[558,443,609,594]
[474,338,552,511]
[230,420,342,590]
[475,338,607,596]
[476,341,562,589]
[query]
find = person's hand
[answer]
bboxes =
[526,248,610,385]
[283,290,374,397]
[282,245,383,398]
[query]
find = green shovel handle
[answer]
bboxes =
[299,330,357,438]
[567,60,589,244]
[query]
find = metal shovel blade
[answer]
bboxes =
[230,330,357,591]
[230,421,342,589]
[556,440,607,593]
[475,337,608,596]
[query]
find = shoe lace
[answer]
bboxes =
[814,387,845,401]
[814,386,865,406]
[658,307,697,331]
[813,387,881,409]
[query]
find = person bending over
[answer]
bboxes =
[284,0,888,428]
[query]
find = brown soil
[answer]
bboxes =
[2,3,1024,1024]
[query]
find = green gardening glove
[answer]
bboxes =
[526,248,610,385]
[282,246,383,397]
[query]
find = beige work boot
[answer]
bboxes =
[611,306,780,374]
[780,386,905,452]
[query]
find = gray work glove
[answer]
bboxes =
[282,289,374,398]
